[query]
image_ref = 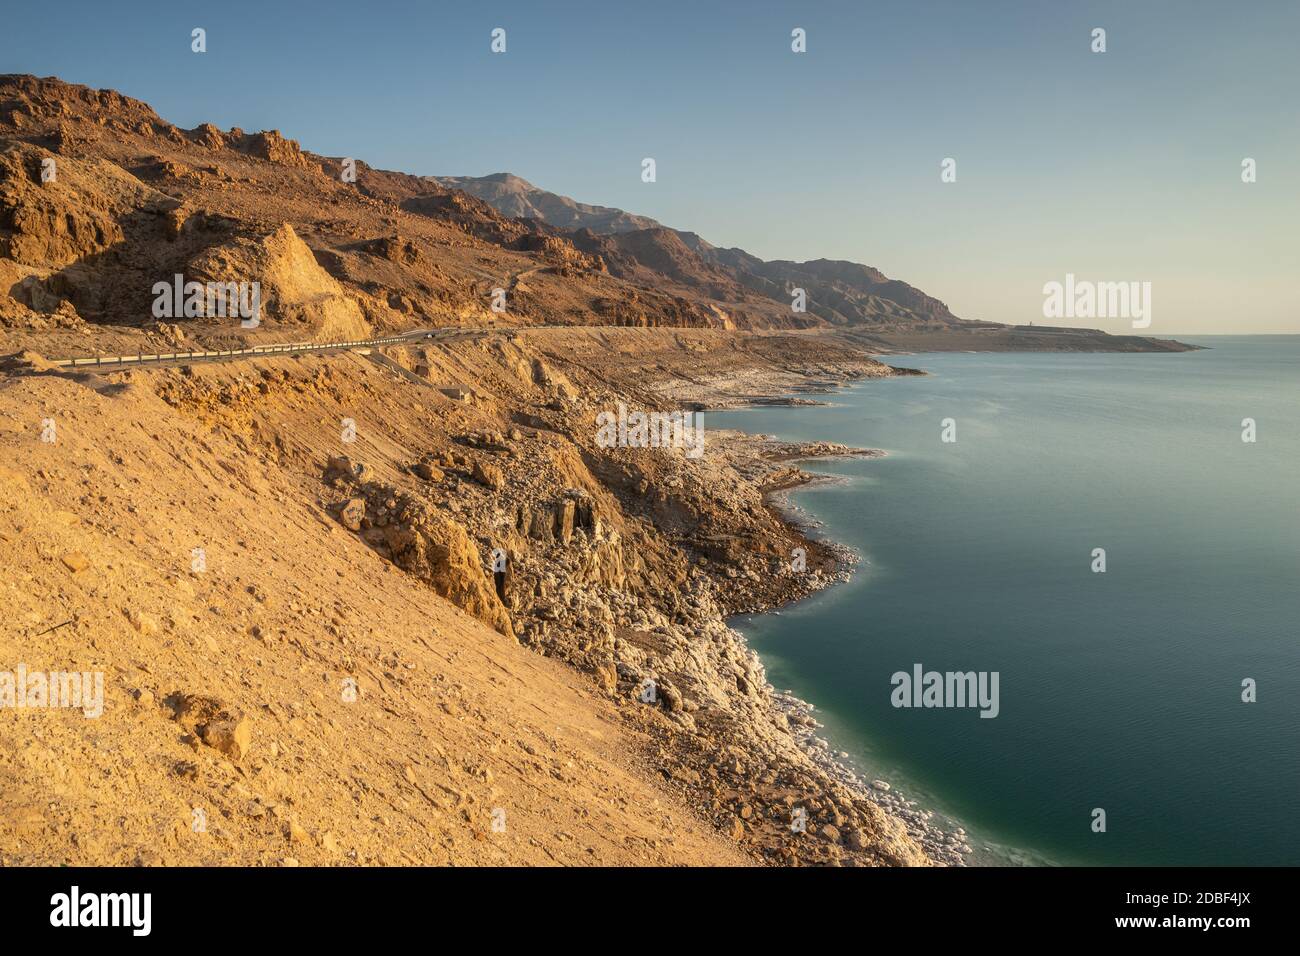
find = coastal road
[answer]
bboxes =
[47,325,520,372]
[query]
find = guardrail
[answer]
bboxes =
[49,333,432,369]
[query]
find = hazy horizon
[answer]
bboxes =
[2,0,1296,334]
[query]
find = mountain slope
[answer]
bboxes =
[0,72,1194,363]
[436,173,662,234]
[436,173,972,331]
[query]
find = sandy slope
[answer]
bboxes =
[0,365,748,866]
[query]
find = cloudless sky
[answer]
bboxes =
[3,1,1296,332]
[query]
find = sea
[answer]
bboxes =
[714,335,1299,866]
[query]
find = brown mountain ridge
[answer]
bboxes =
[0,74,1190,354]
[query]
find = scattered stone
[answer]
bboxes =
[411,460,444,482]
[471,460,504,491]
[125,607,159,636]
[324,455,366,482]
[658,681,683,713]
[339,498,365,531]
[60,551,89,572]
[165,693,252,761]
[201,716,253,761]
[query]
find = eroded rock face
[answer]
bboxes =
[363,234,425,267]
[515,490,599,545]
[239,130,308,168]
[188,223,370,340]
[189,123,226,150]
[383,513,514,640]
[0,147,124,267]
[323,461,514,640]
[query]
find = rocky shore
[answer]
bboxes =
[709,426,975,865]
[311,328,946,865]
[5,324,957,866]
[772,692,973,865]
[496,330,957,864]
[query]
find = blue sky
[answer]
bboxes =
[3,1,1296,332]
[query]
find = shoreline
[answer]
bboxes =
[5,325,1069,866]
[715,424,977,865]
[709,370,1065,866]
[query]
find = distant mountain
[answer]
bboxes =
[434,173,663,234]
[437,173,973,330]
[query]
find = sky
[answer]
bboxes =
[2,0,1296,333]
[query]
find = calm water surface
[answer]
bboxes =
[714,336,1299,866]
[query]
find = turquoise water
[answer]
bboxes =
[715,336,1299,866]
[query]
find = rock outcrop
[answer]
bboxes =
[188,223,370,340]
[383,512,515,639]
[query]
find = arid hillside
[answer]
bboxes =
[435,173,663,234]
[444,171,977,330]
[0,74,1187,869]
[0,73,791,355]
[0,74,1192,358]
[0,348,756,865]
[2,325,938,867]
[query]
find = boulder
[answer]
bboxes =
[339,498,365,531]
[471,460,504,491]
[324,455,366,482]
[201,716,253,761]
[411,460,444,482]
[658,680,684,713]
